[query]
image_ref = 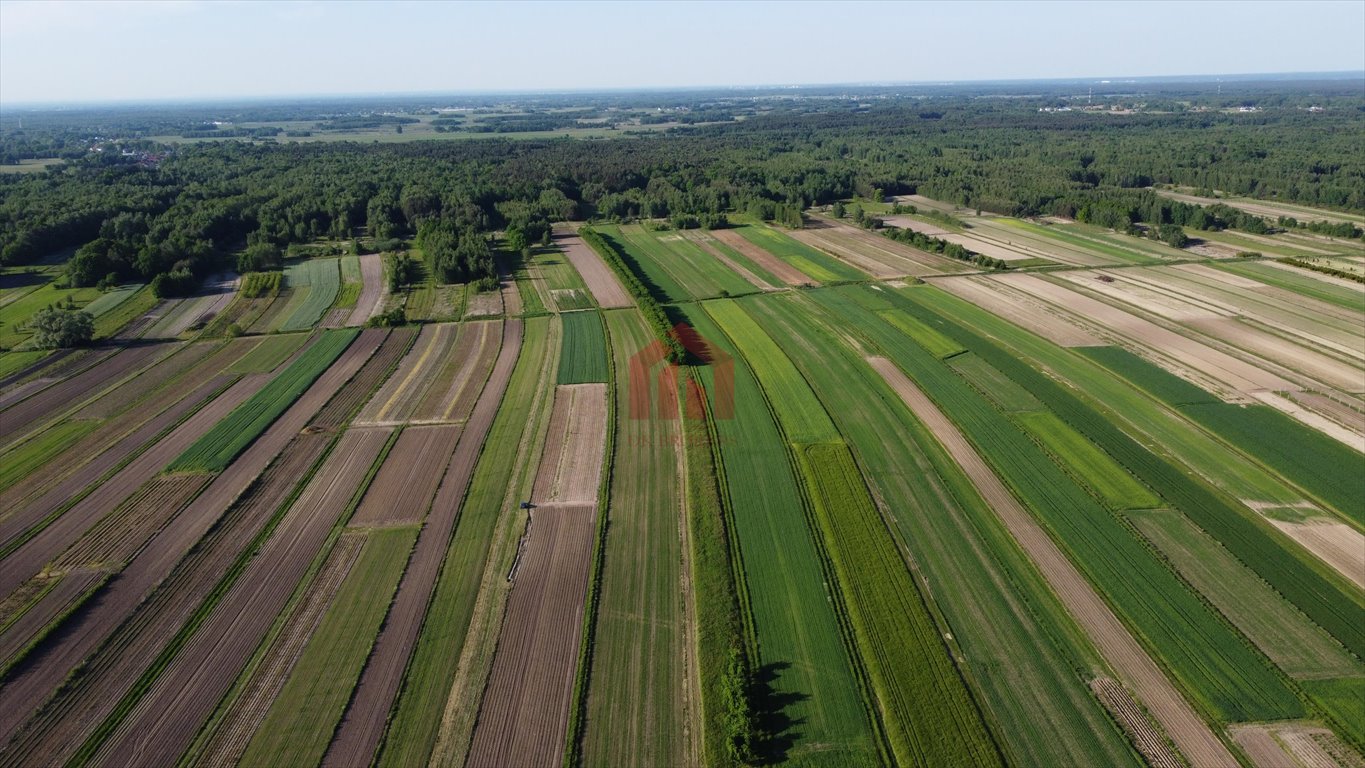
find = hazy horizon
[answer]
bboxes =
[2,0,1363,105]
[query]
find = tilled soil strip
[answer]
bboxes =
[0,373,265,600]
[309,328,416,431]
[321,318,523,766]
[0,342,178,450]
[355,324,454,425]
[0,332,380,752]
[464,382,608,768]
[196,531,368,768]
[0,374,231,547]
[0,570,104,672]
[866,356,1237,767]
[0,434,335,765]
[347,253,386,326]
[89,426,393,767]
[709,228,815,286]
[0,348,89,394]
[349,424,464,527]
[432,321,501,423]
[556,230,634,309]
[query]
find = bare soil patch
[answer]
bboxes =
[347,253,386,326]
[350,424,462,527]
[556,229,633,308]
[867,355,1237,767]
[532,383,609,504]
[710,228,814,286]
[933,276,1103,347]
[355,323,458,425]
[321,319,525,766]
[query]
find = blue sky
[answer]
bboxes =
[1,0,1362,104]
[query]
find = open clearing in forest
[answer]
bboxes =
[466,382,607,768]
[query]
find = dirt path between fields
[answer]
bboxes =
[867,356,1237,768]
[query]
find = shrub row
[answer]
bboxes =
[579,228,683,361]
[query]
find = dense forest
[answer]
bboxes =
[1,78,1361,294]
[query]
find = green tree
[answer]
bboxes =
[30,307,94,348]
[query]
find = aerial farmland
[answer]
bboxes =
[2,10,1364,766]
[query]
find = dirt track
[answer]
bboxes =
[710,228,814,285]
[867,356,1237,768]
[321,318,525,767]
[347,253,386,326]
[556,230,633,308]
[465,382,607,768]
[88,426,392,767]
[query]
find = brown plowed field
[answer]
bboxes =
[52,474,210,572]
[932,275,1103,347]
[556,229,633,308]
[88,426,392,768]
[0,342,177,450]
[797,216,964,276]
[355,323,458,425]
[320,318,525,767]
[1089,678,1182,768]
[0,348,93,394]
[682,232,775,291]
[0,334,380,752]
[464,503,597,768]
[465,381,606,768]
[73,342,222,419]
[0,373,231,539]
[533,383,609,504]
[710,229,814,285]
[309,328,415,430]
[500,262,524,316]
[347,253,386,326]
[414,321,502,422]
[197,530,367,768]
[0,434,336,765]
[0,570,103,672]
[867,356,1237,767]
[0,373,265,600]
[349,424,462,527]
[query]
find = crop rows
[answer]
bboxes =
[280,258,341,332]
[557,310,608,384]
[794,441,1003,767]
[812,285,1304,724]
[169,328,358,472]
[894,286,1365,661]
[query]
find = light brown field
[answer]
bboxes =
[1266,516,1365,590]
[465,382,607,768]
[556,229,633,308]
[323,319,526,766]
[413,319,500,423]
[867,356,1237,767]
[1089,678,1182,768]
[355,323,461,425]
[710,228,815,285]
[349,424,462,527]
[347,253,386,326]
[792,217,956,277]
[1230,722,1365,768]
[931,276,1103,347]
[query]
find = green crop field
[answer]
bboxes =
[1014,412,1161,510]
[595,225,692,302]
[682,306,881,766]
[731,225,867,282]
[240,526,417,767]
[81,284,143,317]
[1132,509,1362,679]
[622,227,754,299]
[747,291,1141,768]
[1215,260,1364,310]
[1302,678,1365,752]
[0,419,99,492]
[875,307,966,359]
[795,442,1003,768]
[280,259,340,332]
[169,328,357,472]
[812,285,1305,724]
[704,298,839,443]
[225,332,310,374]
[948,353,1045,413]
[557,310,608,384]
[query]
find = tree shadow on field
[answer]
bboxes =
[750,661,807,765]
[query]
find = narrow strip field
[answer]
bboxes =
[554,227,633,309]
[349,424,462,526]
[795,216,969,276]
[322,318,525,766]
[279,259,341,332]
[727,225,867,282]
[710,228,815,285]
[581,309,691,766]
[346,253,386,326]
[466,382,608,768]
[354,323,460,425]
[557,310,608,384]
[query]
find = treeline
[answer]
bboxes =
[4,101,1363,297]
[878,221,1010,270]
[580,227,683,361]
[1282,258,1365,284]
